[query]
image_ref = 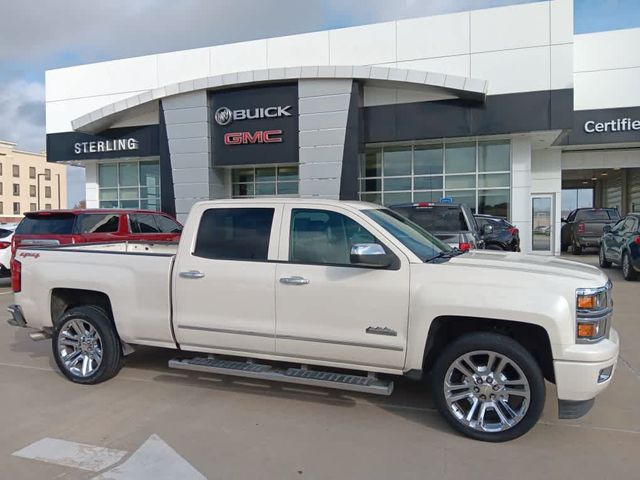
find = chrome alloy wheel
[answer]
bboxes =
[57,318,103,378]
[444,350,531,433]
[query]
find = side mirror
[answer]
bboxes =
[482,224,493,236]
[561,218,567,223]
[603,225,612,233]
[350,243,391,268]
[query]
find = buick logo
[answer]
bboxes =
[214,107,233,126]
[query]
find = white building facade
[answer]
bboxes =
[45,0,640,254]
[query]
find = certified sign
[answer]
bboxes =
[584,118,640,133]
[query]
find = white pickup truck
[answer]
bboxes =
[8,199,619,441]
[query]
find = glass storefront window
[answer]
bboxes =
[383,147,412,176]
[231,165,299,198]
[363,149,382,177]
[384,177,412,191]
[479,189,510,218]
[414,145,443,175]
[445,142,476,174]
[359,140,511,215]
[98,159,161,210]
[445,174,476,190]
[98,164,117,188]
[479,140,510,172]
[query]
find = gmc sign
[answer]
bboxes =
[224,130,283,145]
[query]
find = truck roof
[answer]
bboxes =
[193,198,383,211]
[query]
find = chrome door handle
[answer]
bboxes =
[179,270,205,279]
[279,276,310,286]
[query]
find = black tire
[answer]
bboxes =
[52,306,123,384]
[485,244,505,251]
[622,251,638,281]
[572,242,582,255]
[599,245,612,268]
[431,332,545,442]
[560,242,568,253]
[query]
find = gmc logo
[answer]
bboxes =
[224,130,283,145]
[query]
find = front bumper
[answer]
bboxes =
[553,328,619,418]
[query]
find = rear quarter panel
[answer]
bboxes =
[15,248,176,348]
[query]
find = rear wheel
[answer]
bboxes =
[431,332,545,442]
[485,244,505,251]
[622,252,638,281]
[599,245,612,268]
[52,306,123,384]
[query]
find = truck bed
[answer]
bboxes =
[14,241,177,349]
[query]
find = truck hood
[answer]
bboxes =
[444,250,608,285]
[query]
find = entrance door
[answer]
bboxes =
[275,205,410,370]
[532,194,555,254]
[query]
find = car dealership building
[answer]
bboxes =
[45,0,640,254]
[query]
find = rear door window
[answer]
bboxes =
[154,215,183,234]
[194,208,274,261]
[16,215,76,234]
[130,214,161,233]
[76,214,120,234]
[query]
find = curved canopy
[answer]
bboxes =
[72,65,488,133]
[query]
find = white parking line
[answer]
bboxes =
[12,438,127,472]
[0,290,14,295]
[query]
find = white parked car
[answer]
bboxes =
[8,200,619,441]
[0,224,17,277]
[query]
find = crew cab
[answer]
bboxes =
[8,199,619,442]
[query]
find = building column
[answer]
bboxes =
[163,91,221,223]
[511,136,533,253]
[298,79,353,199]
[85,162,99,208]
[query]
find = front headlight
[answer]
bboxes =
[575,283,612,343]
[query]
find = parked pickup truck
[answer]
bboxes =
[8,199,619,442]
[561,208,621,254]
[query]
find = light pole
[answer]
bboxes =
[37,173,46,210]
[55,173,61,208]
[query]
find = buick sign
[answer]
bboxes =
[214,105,292,125]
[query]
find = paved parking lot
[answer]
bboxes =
[0,255,639,479]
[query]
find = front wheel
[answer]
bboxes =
[599,245,612,268]
[52,306,123,384]
[431,332,545,442]
[622,252,638,281]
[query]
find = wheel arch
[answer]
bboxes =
[421,315,555,383]
[51,288,116,331]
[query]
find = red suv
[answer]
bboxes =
[13,209,182,254]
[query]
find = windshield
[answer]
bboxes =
[363,208,451,261]
[392,205,467,231]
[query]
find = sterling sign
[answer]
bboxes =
[73,138,139,155]
[584,118,640,134]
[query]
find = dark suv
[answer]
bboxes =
[561,208,621,254]
[474,214,520,251]
[599,213,640,281]
[390,202,484,251]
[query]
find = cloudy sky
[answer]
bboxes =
[0,0,637,207]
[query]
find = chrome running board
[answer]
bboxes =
[168,357,394,396]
